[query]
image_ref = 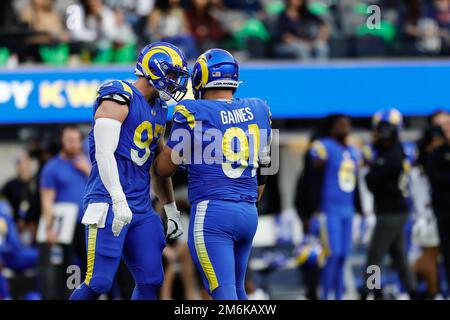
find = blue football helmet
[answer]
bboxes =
[372,108,403,128]
[191,48,239,99]
[294,236,327,268]
[135,42,189,102]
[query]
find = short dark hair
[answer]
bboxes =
[60,124,80,137]
[428,109,448,125]
[317,113,350,138]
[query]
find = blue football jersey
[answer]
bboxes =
[167,98,272,204]
[84,80,168,213]
[310,138,360,214]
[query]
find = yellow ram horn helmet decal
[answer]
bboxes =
[142,45,184,81]
[195,54,209,90]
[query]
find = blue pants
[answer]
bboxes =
[320,212,353,300]
[188,200,258,300]
[70,207,166,300]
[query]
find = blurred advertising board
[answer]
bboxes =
[0,60,449,124]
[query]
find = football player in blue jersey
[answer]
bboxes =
[154,49,272,300]
[70,42,188,300]
[308,114,361,300]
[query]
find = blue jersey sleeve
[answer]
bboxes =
[95,80,134,109]
[40,161,57,190]
[167,102,196,150]
[310,139,328,161]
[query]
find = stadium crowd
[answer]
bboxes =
[0,0,450,66]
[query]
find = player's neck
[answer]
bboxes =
[134,77,158,103]
[332,136,348,146]
[203,89,233,101]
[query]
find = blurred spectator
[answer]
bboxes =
[147,0,197,59]
[20,0,68,43]
[19,0,69,61]
[73,0,118,43]
[38,125,90,300]
[275,0,330,60]
[361,114,416,300]
[186,0,228,53]
[428,0,450,54]
[402,0,442,55]
[113,7,138,45]
[2,152,40,241]
[427,111,450,296]
[410,112,448,300]
[418,110,450,172]
[71,0,136,60]
[0,0,19,32]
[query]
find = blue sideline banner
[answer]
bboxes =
[0,60,449,124]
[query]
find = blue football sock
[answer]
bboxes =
[70,282,100,300]
[212,285,238,300]
[131,284,158,300]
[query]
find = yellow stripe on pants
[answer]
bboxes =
[193,200,219,291]
[85,225,98,285]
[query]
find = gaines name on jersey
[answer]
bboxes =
[220,107,254,125]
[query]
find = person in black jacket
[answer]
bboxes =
[427,111,450,294]
[361,109,416,300]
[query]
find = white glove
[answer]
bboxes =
[111,192,132,237]
[164,201,183,240]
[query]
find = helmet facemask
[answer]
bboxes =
[139,60,189,102]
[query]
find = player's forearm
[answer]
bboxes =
[154,146,179,177]
[40,189,55,228]
[94,118,126,202]
[151,166,175,205]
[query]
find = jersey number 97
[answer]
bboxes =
[131,121,164,166]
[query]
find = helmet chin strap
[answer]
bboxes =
[159,90,172,102]
[146,77,171,102]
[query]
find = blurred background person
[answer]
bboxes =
[275,0,330,60]
[186,0,228,53]
[147,0,197,59]
[19,0,69,62]
[360,109,416,300]
[427,110,450,298]
[410,111,449,300]
[71,0,137,62]
[2,152,40,243]
[427,0,450,55]
[38,125,90,300]
[308,114,360,300]
[402,0,442,56]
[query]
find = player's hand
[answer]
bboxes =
[111,193,132,237]
[164,202,184,240]
[46,228,58,245]
[74,156,91,176]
